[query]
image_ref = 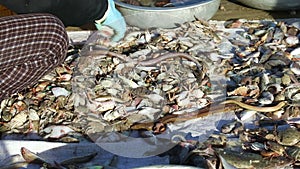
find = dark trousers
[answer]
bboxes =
[0,0,108,26]
[0,13,69,100]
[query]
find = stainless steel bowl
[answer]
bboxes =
[114,0,220,29]
[236,0,300,11]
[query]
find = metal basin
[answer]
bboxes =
[114,0,220,29]
[236,0,300,11]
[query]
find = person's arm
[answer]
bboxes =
[95,0,126,41]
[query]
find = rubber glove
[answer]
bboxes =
[95,0,126,41]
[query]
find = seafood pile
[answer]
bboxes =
[70,23,231,159]
[121,0,193,7]
[161,19,300,168]
[0,18,300,168]
[0,48,80,141]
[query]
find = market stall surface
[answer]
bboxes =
[0,1,300,169]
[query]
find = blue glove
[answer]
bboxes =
[95,0,126,41]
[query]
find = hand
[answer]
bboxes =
[95,0,126,41]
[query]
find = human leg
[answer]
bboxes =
[0,13,68,100]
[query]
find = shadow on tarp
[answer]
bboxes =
[0,140,169,169]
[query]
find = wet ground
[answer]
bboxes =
[212,0,300,21]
